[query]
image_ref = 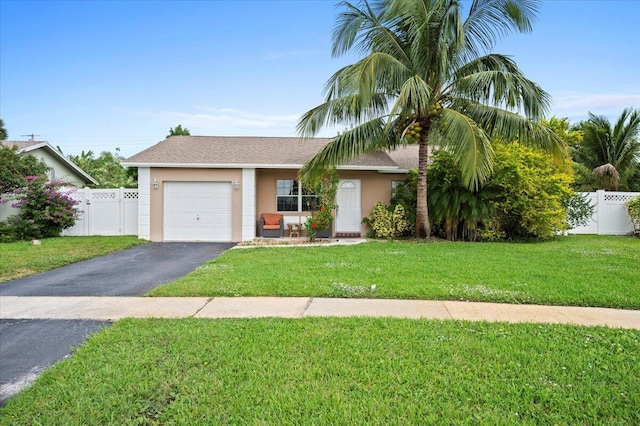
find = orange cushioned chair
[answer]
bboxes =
[259,213,284,238]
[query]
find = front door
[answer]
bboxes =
[336,179,361,234]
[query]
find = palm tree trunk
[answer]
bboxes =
[415,133,431,238]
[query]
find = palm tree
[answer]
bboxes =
[297,0,564,237]
[573,108,640,191]
[167,124,190,138]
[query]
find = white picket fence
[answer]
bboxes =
[63,187,138,236]
[569,190,638,235]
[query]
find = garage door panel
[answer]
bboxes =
[163,182,232,242]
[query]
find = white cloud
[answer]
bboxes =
[549,91,640,121]
[136,107,306,136]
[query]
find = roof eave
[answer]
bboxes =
[122,162,401,172]
[20,143,98,185]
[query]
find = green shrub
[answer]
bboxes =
[427,150,494,241]
[363,202,410,238]
[489,142,574,239]
[627,195,640,235]
[390,170,417,235]
[3,176,80,240]
[565,192,595,229]
[388,143,575,241]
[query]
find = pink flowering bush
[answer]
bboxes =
[3,175,80,240]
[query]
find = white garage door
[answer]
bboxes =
[164,182,232,242]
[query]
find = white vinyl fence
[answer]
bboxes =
[63,187,138,236]
[569,190,638,235]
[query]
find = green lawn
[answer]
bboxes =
[0,236,147,282]
[148,235,640,309]
[1,318,638,424]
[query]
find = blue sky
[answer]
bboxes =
[1,0,639,158]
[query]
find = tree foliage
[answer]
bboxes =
[167,124,191,138]
[488,142,574,239]
[302,168,339,241]
[2,176,79,241]
[297,0,564,238]
[68,149,136,188]
[0,144,49,194]
[542,117,582,148]
[572,108,640,191]
[426,150,494,241]
[0,118,7,141]
[392,142,574,240]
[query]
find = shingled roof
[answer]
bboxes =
[124,136,419,171]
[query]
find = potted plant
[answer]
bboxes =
[626,195,640,236]
[302,169,338,242]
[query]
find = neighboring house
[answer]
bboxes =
[2,141,97,187]
[123,136,419,242]
[1,141,97,220]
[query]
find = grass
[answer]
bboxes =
[148,235,640,309]
[0,236,147,282]
[1,317,638,424]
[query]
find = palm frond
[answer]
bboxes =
[299,118,391,180]
[452,57,551,119]
[576,108,640,182]
[348,52,413,102]
[297,93,390,139]
[436,107,495,190]
[463,0,540,57]
[388,74,434,119]
[453,100,566,159]
[332,0,410,64]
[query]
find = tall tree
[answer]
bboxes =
[297,0,564,237]
[0,118,7,141]
[572,108,640,191]
[542,117,582,148]
[167,124,191,138]
[67,149,136,188]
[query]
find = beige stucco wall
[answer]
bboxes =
[256,169,407,235]
[149,168,243,242]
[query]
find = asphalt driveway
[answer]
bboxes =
[0,242,234,405]
[0,242,236,296]
[0,319,108,405]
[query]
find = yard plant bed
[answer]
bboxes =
[0,236,146,282]
[148,235,640,310]
[1,317,638,424]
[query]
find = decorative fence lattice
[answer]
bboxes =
[569,190,638,235]
[63,187,138,236]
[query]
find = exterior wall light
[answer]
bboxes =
[153,178,158,190]
[234,178,240,190]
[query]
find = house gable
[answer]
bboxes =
[2,141,97,186]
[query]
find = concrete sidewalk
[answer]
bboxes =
[2,296,639,329]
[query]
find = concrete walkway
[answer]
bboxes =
[2,296,639,329]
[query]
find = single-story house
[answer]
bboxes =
[123,136,418,242]
[2,141,97,187]
[1,141,97,220]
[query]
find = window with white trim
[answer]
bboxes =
[276,180,317,212]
